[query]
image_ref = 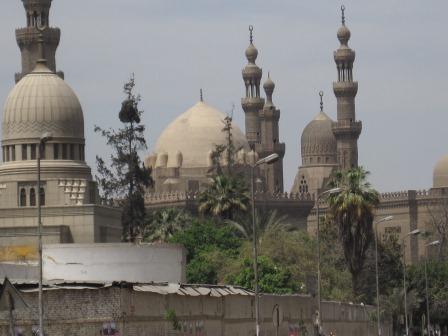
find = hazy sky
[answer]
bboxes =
[1,0,447,192]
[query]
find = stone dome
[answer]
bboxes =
[154,101,250,168]
[2,62,84,141]
[301,111,337,166]
[433,155,448,188]
[337,25,351,45]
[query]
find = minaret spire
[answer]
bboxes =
[15,0,63,82]
[200,88,203,102]
[331,5,362,170]
[259,73,285,193]
[241,25,264,148]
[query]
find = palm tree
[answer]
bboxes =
[327,166,380,297]
[225,210,290,240]
[144,208,191,242]
[198,175,250,220]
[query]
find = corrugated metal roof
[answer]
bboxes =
[132,284,253,297]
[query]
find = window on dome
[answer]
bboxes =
[19,188,26,207]
[11,146,16,161]
[22,144,27,160]
[54,144,59,159]
[62,144,67,160]
[70,144,75,160]
[5,146,10,162]
[40,144,46,159]
[30,188,36,206]
[31,144,36,160]
[79,145,85,161]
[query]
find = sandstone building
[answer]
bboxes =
[0,0,121,245]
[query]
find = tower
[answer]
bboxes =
[331,6,362,170]
[259,74,285,192]
[241,26,264,149]
[15,0,63,83]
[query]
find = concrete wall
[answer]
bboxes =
[0,285,390,336]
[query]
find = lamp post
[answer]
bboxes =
[402,228,421,336]
[374,216,394,336]
[37,132,52,336]
[251,153,279,336]
[424,240,440,336]
[315,187,341,335]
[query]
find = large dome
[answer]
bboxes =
[154,101,250,168]
[433,155,448,188]
[301,111,337,166]
[2,63,84,141]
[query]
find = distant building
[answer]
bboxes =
[0,0,121,245]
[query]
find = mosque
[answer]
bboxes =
[0,0,446,263]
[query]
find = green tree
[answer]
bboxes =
[226,255,299,294]
[356,234,403,304]
[408,260,448,329]
[144,208,192,242]
[95,75,153,241]
[327,167,380,298]
[198,174,250,220]
[169,219,242,284]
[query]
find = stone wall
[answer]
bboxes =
[0,284,390,336]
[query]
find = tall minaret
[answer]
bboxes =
[241,26,264,149]
[331,6,362,170]
[15,0,63,82]
[259,74,285,192]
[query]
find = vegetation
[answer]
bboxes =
[95,75,152,241]
[198,174,249,220]
[327,167,380,297]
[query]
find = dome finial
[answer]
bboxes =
[319,91,324,112]
[200,88,203,102]
[341,5,346,25]
[249,25,254,44]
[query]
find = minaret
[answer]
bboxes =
[259,74,285,192]
[331,6,362,170]
[15,0,63,82]
[241,26,264,149]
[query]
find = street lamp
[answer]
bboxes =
[37,132,52,336]
[251,152,279,336]
[316,187,342,334]
[424,240,440,336]
[374,216,394,336]
[402,228,421,336]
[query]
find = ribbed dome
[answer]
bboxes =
[154,101,250,168]
[433,155,448,188]
[2,63,84,141]
[301,111,337,165]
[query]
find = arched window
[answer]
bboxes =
[39,188,45,206]
[30,188,36,206]
[20,189,26,207]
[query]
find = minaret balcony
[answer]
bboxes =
[331,120,362,138]
[16,27,60,46]
[333,81,358,97]
[241,97,265,112]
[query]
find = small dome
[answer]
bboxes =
[245,43,258,63]
[154,101,250,168]
[263,76,275,92]
[433,155,448,188]
[337,25,351,45]
[2,63,84,141]
[301,111,337,165]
